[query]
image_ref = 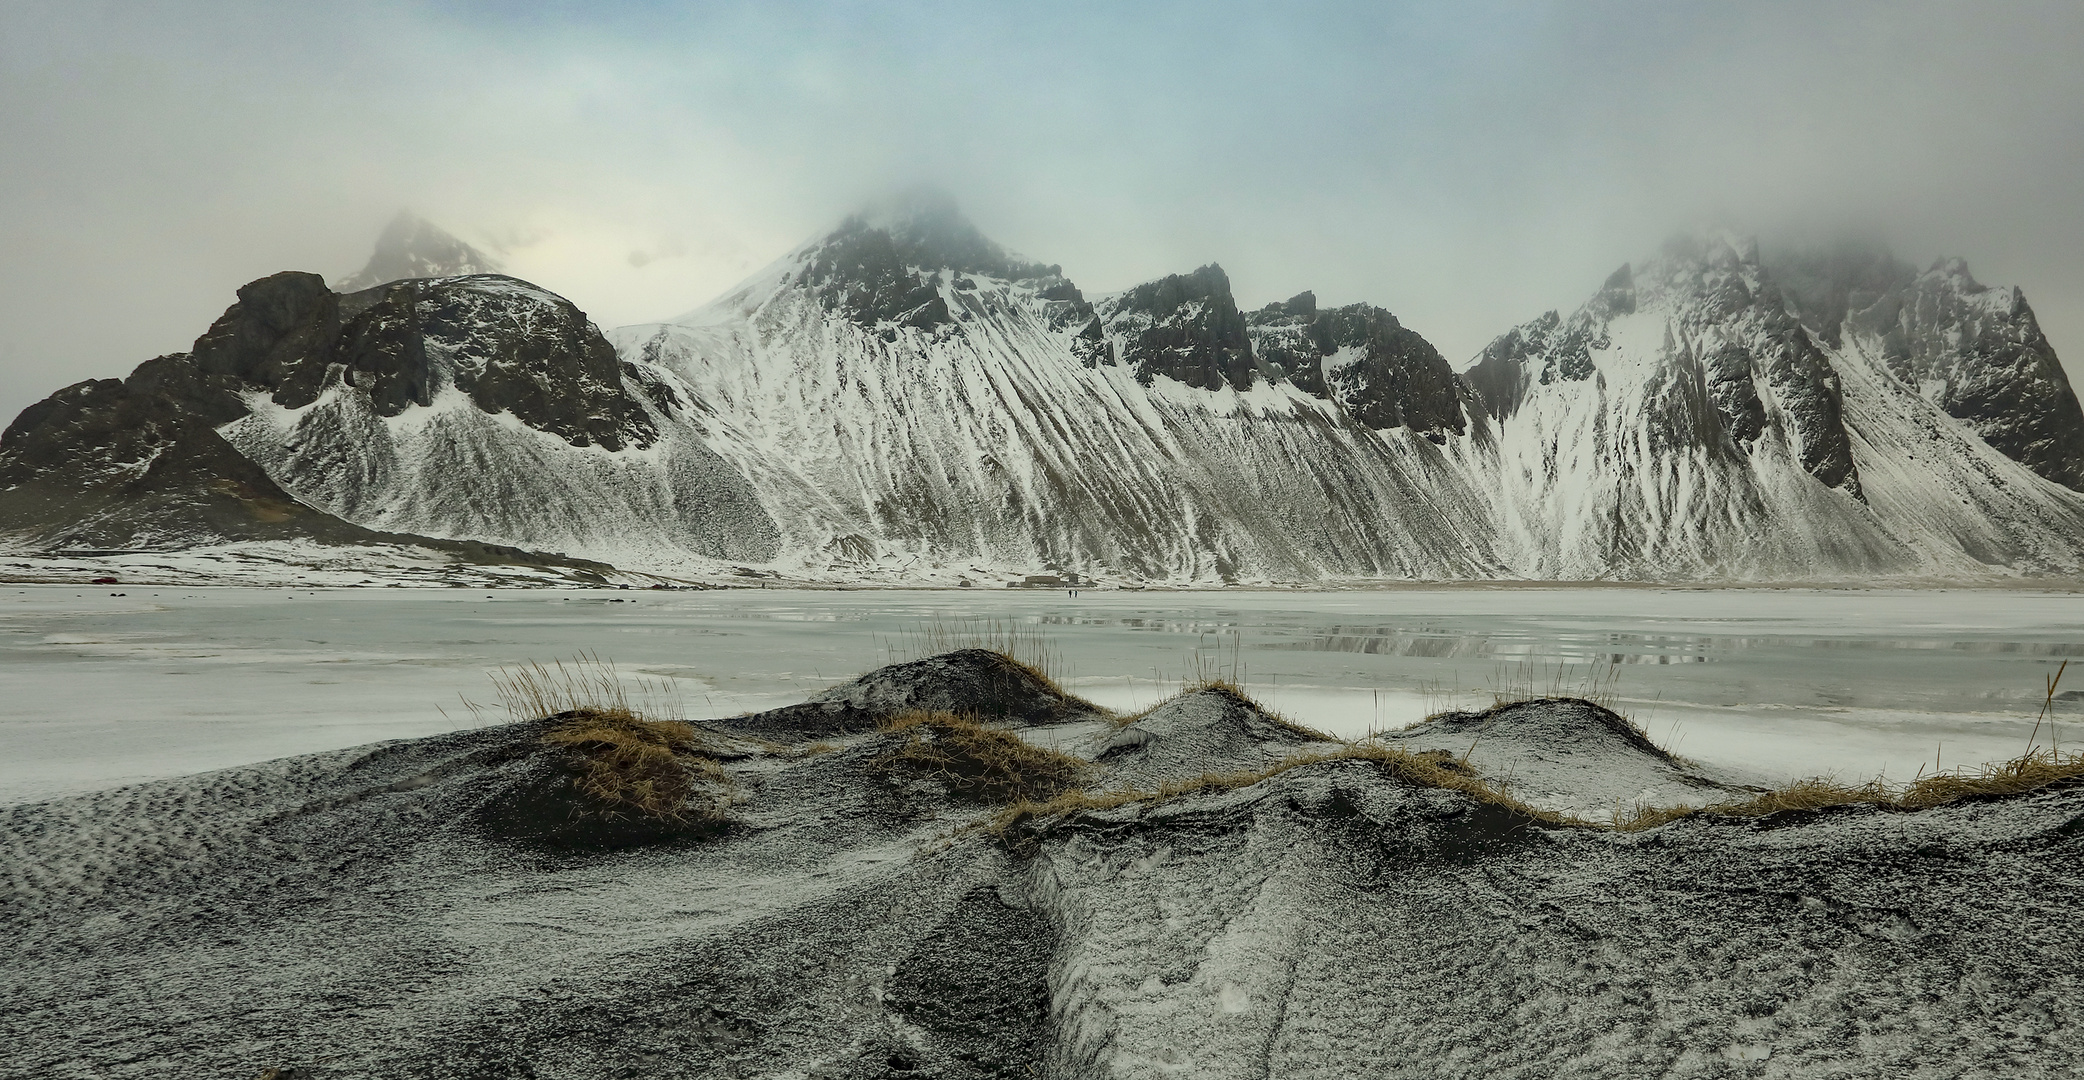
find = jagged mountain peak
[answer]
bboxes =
[1259,290,1317,319]
[718,189,1066,335]
[1242,292,1465,435]
[334,211,502,293]
[1096,263,1256,391]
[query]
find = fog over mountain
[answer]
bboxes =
[4,1,2084,431]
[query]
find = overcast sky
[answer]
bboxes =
[5,0,2084,424]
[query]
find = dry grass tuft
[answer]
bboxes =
[884,619,1071,687]
[986,722,2084,847]
[869,711,1090,804]
[1611,748,2084,830]
[988,742,1564,842]
[480,653,684,725]
[541,708,734,823]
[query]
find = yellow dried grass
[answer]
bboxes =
[541,708,733,822]
[988,742,1561,842]
[1613,747,2084,830]
[869,711,1089,804]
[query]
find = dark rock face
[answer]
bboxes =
[120,269,656,451]
[724,649,1101,737]
[0,367,359,551]
[803,218,961,331]
[1465,283,1622,421]
[241,272,656,451]
[1247,294,1465,435]
[1774,245,2084,492]
[0,362,610,571]
[1242,291,1324,392]
[1097,264,1260,391]
[334,211,503,292]
[1463,318,1542,421]
[1658,238,1859,493]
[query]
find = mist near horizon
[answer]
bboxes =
[5,0,2084,425]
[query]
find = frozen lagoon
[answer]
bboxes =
[3,584,2079,805]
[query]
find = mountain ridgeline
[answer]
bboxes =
[6,198,2084,582]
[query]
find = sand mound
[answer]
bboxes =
[1381,697,1760,815]
[1097,685,1331,788]
[7,665,2083,1077]
[722,648,1100,736]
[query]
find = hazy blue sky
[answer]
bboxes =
[5,0,2084,422]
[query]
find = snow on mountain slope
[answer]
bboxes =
[1465,235,2084,578]
[615,205,2084,582]
[0,266,780,577]
[612,195,1504,581]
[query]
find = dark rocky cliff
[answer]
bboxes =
[1098,263,1260,391]
[1247,291,1467,437]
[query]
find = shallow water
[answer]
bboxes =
[3,584,2078,804]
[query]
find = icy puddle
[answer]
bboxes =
[1,584,2078,804]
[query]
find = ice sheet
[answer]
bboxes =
[2,585,2078,804]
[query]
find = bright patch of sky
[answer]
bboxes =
[3,0,2082,421]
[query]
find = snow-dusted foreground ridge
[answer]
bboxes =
[6,197,2084,582]
[4,651,2079,1078]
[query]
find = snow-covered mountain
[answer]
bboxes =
[1461,234,2084,577]
[6,195,2084,583]
[612,192,1501,580]
[1768,242,2084,491]
[611,197,2084,580]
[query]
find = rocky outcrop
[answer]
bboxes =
[0,364,374,551]
[797,188,1060,335]
[1247,292,1467,437]
[0,270,780,568]
[1096,263,1260,391]
[196,270,659,451]
[0,327,607,575]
